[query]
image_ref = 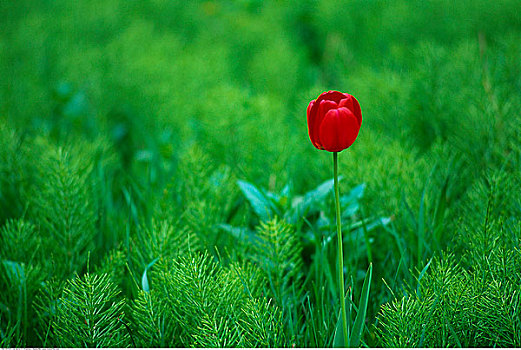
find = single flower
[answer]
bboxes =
[307,90,362,152]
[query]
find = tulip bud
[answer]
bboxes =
[307,90,362,152]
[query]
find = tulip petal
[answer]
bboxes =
[307,100,320,149]
[338,97,353,111]
[316,90,348,104]
[318,107,360,152]
[308,100,336,149]
[339,95,362,126]
[307,100,315,119]
[318,100,338,119]
[314,100,338,148]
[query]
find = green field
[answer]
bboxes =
[1,0,521,347]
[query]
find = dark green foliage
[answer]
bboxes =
[169,146,240,254]
[30,141,97,276]
[0,220,40,266]
[253,218,303,304]
[377,172,521,347]
[0,125,28,224]
[33,278,65,346]
[131,251,285,347]
[161,252,276,346]
[251,219,304,344]
[0,219,43,346]
[237,297,287,347]
[96,248,128,291]
[132,219,198,271]
[377,250,521,347]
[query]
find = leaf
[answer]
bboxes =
[142,257,159,293]
[237,180,273,221]
[333,300,347,348]
[333,286,352,348]
[2,260,26,285]
[341,183,365,218]
[290,177,343,223]
[265,191,285,214]
[350,263,372,347]
[333,311,345,348]
[280,183,291,198]
[416,257,433,299]
[217,224,258,245]
[348,216,391,234]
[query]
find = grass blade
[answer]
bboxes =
[349,263,372,347]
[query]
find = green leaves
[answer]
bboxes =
[340,183,365,218]
[333,264,373,348]
[132,252,286,348]
[53,273,129,348]
[30,142,97,276]
[131,289,174,347]
[291,177,342,222]
[236,177,373,230]
[141,257,159,293]
[252,219,303,309]
[237,180,275,221]
[378,221,521,348]
[0,220,40,265]
[351,263,372,347]
[0,124,28,224]
[0,219,44,347]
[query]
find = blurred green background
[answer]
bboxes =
[1,0,521,347]
[2,0,521,189]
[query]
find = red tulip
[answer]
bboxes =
[307,90,362,152]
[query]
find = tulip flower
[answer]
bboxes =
[307,90,362,153]
[307,90,362,344]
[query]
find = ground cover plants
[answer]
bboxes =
[1,0,521,347]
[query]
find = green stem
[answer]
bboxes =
[334,152,348,344]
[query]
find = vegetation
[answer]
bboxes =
[1,0,520,347]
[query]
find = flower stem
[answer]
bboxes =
[334,151,348,345]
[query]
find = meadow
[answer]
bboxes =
[1,0,521,347]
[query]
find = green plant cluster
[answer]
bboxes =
[377,171,521,347]
[1,0,521,347]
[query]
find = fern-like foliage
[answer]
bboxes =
[377,171,521,347]
[95,248,128,293]
[131,251,285,347]
[30,141,97,276]
[52,272,130,348]
[162,252,244,346]
[170,146,240,254]
[456,170,521,266]
[0,125,28,224]
[377,255,468,347]
[0,219,40,266]
[253,218,303,303]
[238,297,287,347]
[251,218,304,343]
[32,277,65,347]
[132,218,198,270]
[131,288,176,347]
[192,312,243,348]
[0,219,44,346]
